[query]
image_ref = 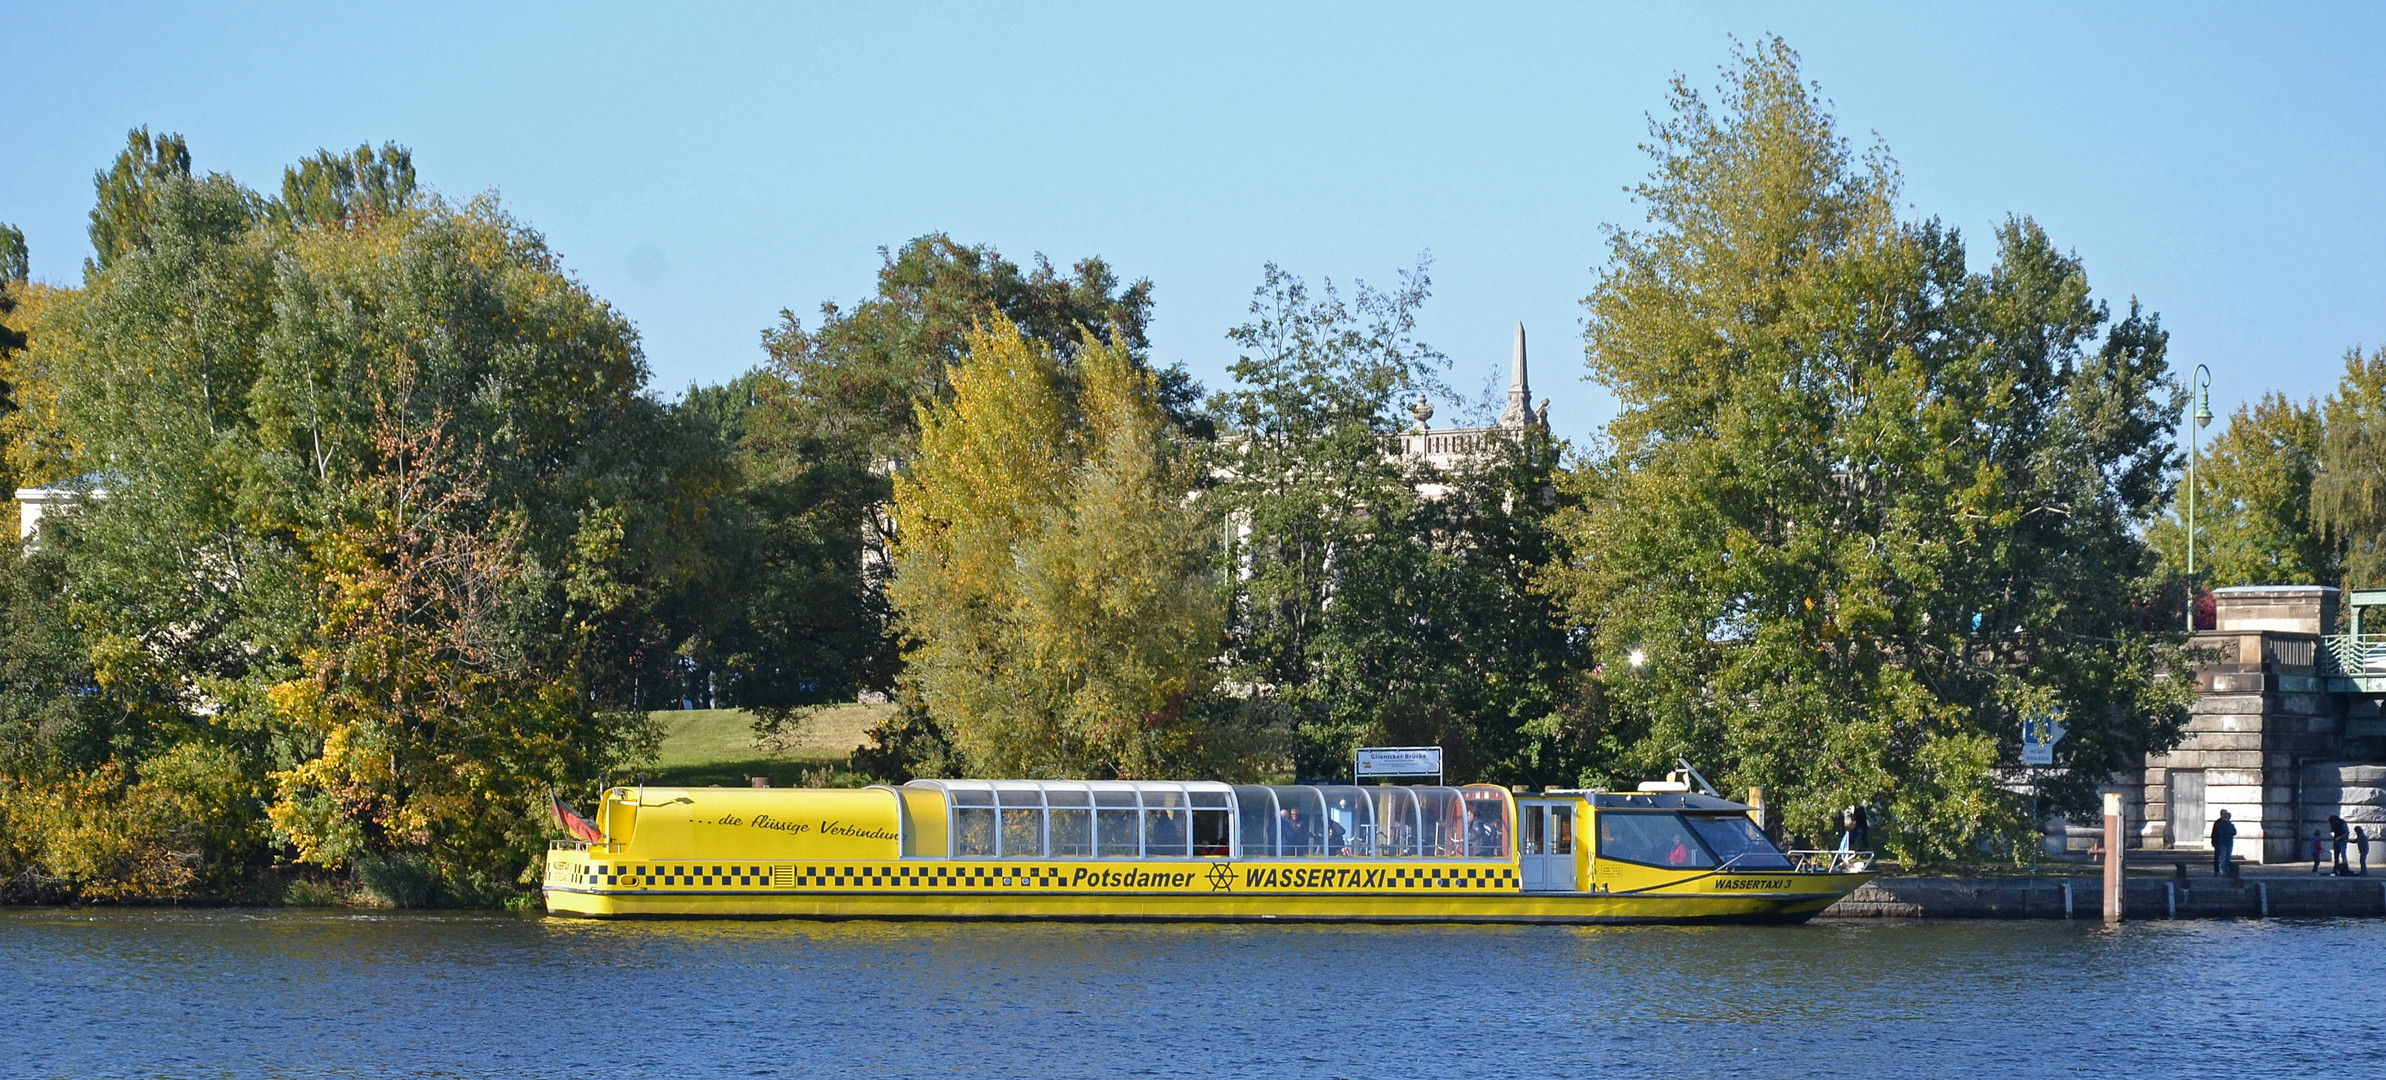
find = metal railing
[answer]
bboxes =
[1785,849,1874,874]
[2320,634,2386,676]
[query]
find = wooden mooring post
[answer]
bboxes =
[2103,792,2124,923]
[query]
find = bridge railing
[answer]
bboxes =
[2320,633,2386,676]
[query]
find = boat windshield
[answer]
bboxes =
[908,780,1512,860]
[1684,814,1793,870]
[1595,811,1792,870]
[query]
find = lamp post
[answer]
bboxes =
[2186,365,2212,632]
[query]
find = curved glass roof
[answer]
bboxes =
[903,779,1511,861]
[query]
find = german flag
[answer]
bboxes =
[550,789,604,842]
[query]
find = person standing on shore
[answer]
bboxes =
[2312,828,2327,874]
[2330,815,2351,876]
[2210,810,2236,878]
[2357,826,2371,877]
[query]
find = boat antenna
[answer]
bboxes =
[1676,758,1720,798]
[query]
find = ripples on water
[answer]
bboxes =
[4,909,2375,1078]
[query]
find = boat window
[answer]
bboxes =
[914,779,1511,860]
[955,806,997,857]
[1097,806,1140,857]
[1414,787,1464,857]
[1462,787,1511,858]
[994,784,1044,857]
[1192,809,1231,857]
[1319,786,1373,857]
[1550,805,1574,855]
[1595,812,1714,869]
[1275,786,1326,857]
[1684,815,1792,870]
[1374,787,1420,858]
[1048,806,1094,857]
[1001,808,1043,857]
[1145,809,1190,856]
[1233,786,1280,858]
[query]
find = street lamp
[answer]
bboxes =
[2186,364,2212,632]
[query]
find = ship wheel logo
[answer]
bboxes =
[1207,863,1235,892]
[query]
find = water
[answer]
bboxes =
[4,909,2375,1079]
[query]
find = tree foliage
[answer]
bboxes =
[1208,263,1585,784]
[890,317,1240,778]
[737,236,1177,764]
[2315,347,2386,590]
[1545,38,2191,862]
[2,132,701,900]
[2150,391,2330,588]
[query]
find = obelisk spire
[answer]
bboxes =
[1501,322,1534,428]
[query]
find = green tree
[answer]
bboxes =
[273,142,418,229]
[2150,392,2330,587]
[0,221,26,286]
[1,221,28,463]
[890,317,1241,778]
[1208,263,1585,784]
[2315,347,2386,589]
[1545,39,2190,861]
[737,236,1181,764]
[4,133,702,899]
[86,126,202,271]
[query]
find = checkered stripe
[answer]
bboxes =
[1386,866,1517,889]
[574,863,1072,889]
[572,862,1520,890]
[788,864,1067,888]
[579,863,777,887]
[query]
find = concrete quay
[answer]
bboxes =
[1823,869,2386,919]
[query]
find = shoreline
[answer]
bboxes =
[1823,872,2386,919]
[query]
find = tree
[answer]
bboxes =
[1205,262,1585,784]
[266,377,641,892]
[2315,347,2386,590]
[273,143,417,229]
[2150,392,2330,587]
[2,132,702,899]
[87,126,201,271]
[735,236,1182,763]
[889,316,1240,778]
[1545,38,2190,862]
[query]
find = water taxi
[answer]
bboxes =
[543,774,1873,924]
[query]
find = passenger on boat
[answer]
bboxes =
[1149,810,1186,853]
[1328,818,1348,856]
[1665,836,1696,866]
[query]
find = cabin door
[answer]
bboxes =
[1518,802,1577,891]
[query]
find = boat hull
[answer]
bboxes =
[541,853,1867,925]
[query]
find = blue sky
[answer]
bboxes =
[5,3,2382,446]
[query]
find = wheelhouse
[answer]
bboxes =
[901,780,1514,861]
[1587,791,1795,871]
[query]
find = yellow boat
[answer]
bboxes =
[544,775,1873,924]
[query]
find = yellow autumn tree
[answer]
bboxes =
[891,317,1249,778]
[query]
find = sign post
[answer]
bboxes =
[2021,708,2067,767]
[2022,709,2069,874]
[1353,746,1443,785]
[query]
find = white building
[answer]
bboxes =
[1390,323,1548,474]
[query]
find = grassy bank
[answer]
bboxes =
[641,703,890,788]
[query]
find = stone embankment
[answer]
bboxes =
[1823,874,2386,919]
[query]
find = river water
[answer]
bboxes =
[4,909,2374,1078]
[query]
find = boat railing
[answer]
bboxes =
[550,839,627,855]
[1785,849,1873,874]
